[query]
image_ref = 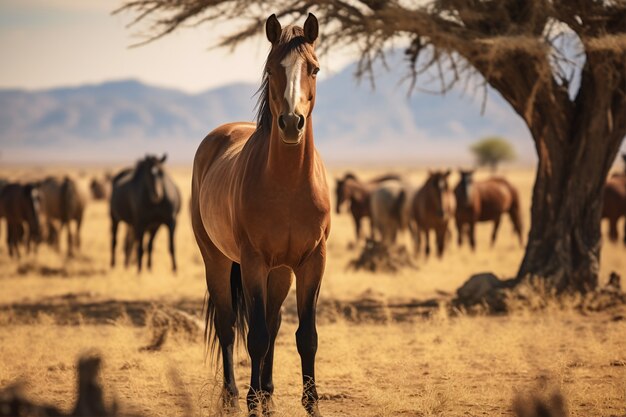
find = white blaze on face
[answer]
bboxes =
[281,52,304,114]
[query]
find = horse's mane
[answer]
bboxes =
[253,25,318,138]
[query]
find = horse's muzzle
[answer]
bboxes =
[278,113,304,145]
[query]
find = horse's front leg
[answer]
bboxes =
[294,242,326,417]
[261,267,293,414]
[240,249,270,416]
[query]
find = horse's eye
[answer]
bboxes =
[312,67,320,76]
[266,68,272,76]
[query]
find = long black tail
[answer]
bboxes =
[204,262,248,362]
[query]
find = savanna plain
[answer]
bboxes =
[0,166,625,417]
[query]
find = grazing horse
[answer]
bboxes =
[191,14,329,416]
[370,181,416,247]
[110,154,181,272]
[602,173,626,244]
[90,174,112,200]
[0,182,42,258]
[335,172,401,243]
[454,170,524,249]
[39,176,87,257]
[411,170,455,258]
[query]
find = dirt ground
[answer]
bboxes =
[0,166,625,417]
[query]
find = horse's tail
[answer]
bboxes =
[60,176,76,224]
[204,262,248,363]
[507,184,524,245]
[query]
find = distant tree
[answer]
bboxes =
[471,137,516,172]
[116,0,626,293]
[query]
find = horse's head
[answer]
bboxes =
[263,13,319,146]
[139,154,167,203]
[427,170,452,219]
[458,169,475,207]
[23,182,42,241]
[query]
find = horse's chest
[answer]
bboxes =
[239,195,328,265]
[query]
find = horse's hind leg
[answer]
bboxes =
[294,243,325,417]
[123,226,134,268]
[167,219,177,272]
[192,205,240,411]
[240,250,271,415]
[213,262,242,412]
[135,225,146,273]
[110,218,118,267]
[65,222,74,258]
[435,227,446,258]
[469,222,476,251]
[424,229,431,257]
[146,227,158,271]
[260,267,292,414]
[75,214,82,250]
[491,216,502,247]
[608,218,618,242]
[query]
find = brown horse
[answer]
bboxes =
[39,176,87,257]
[454,170,524,249]
[0,182,42,258]
[411,170,455,258]
[191,14,329,417]
[335,172,401,242]
[602,173,626,244]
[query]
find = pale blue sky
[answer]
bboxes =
[0,0,354,92]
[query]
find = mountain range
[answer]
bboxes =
[0,52,535,165]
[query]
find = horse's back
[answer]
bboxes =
[476,177,518,219]
[193,123,256,178]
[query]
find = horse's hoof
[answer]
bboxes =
[305,404,322,417]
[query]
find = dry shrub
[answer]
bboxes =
[513,390,567,417]
[347,240,417,273]
[141,307,203,352]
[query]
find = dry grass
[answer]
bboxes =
[0,166,625,416]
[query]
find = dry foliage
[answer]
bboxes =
[347,239,417,273]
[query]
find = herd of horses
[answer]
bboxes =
[1,13,625,417]
[336,169,524,257]
[336,155,626,256]
[0,154,181,271]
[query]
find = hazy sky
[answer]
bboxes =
[0,0,355,92]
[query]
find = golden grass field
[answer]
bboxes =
[0,166,625,417]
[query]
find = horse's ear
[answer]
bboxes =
[266,14,282,45]
[160,153,167,164]
[303,13,319,44]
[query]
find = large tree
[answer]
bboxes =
[117,0,626,292]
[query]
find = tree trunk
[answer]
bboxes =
[517,123,624,292]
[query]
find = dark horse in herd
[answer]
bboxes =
[454,170,524,250]
[0,182,41,258]
[191,14,329,416]
[110,154,181,273]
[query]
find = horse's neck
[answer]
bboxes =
[265,122,317,185]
